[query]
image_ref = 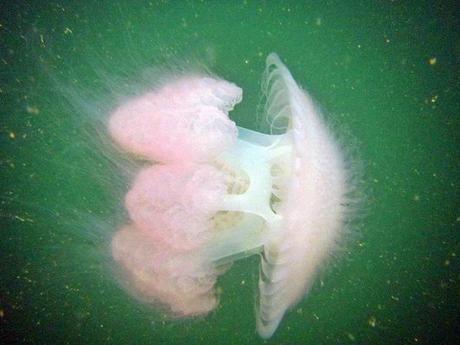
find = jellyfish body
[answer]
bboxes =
[109,54,351,338]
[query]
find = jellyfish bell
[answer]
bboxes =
[254,54,350,338]
[110,53,353,338]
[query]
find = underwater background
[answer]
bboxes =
[1,1,458,344]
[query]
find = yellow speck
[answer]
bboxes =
[413,194,420,201]
[444,259,450,266]
[64,27,73,35]
[0,309,4,318]
[429,57,437,65]
[347,333,355,341]
[244,59,249,64]
[241,280,245,285]
[9,132,15,139]
[14,215,26,222]
[431,95,438,103]
[26,105,40,114]
[368,316,377,327]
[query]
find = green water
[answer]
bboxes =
[1,1,458,344]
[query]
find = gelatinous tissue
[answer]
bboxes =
[109,53,353,338]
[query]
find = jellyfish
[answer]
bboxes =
[109,53,352,338]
